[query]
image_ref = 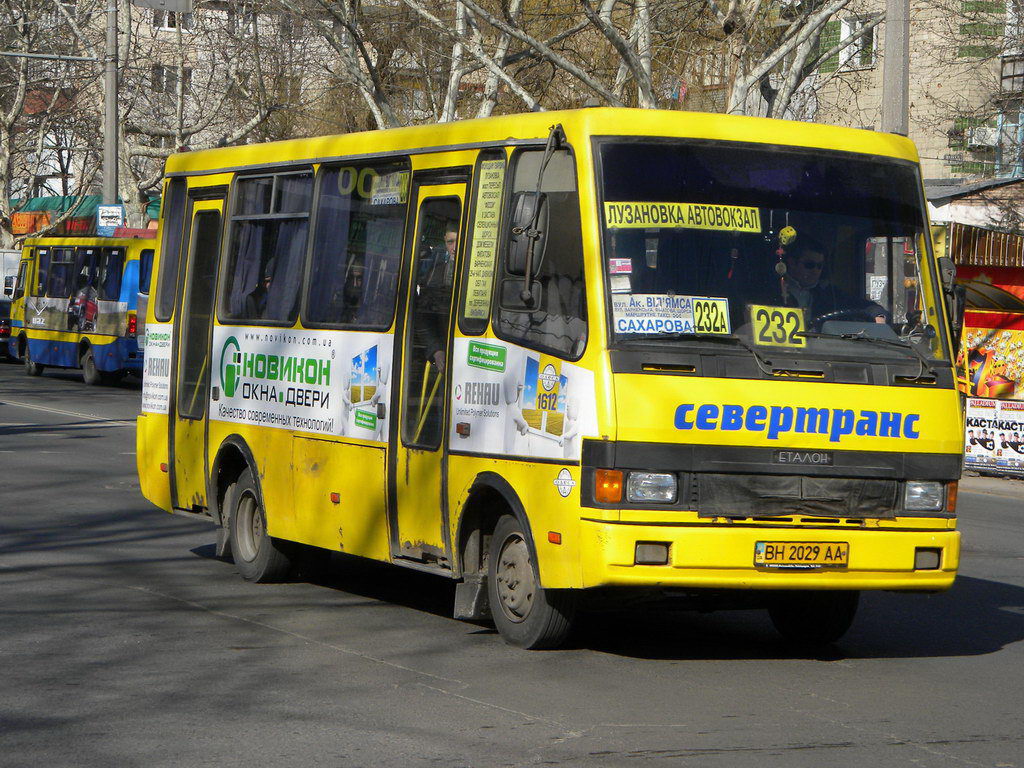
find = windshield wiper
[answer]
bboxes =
[797,330,938,378]
[631,332,774,374]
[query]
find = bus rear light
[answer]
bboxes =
[595,469,623,503]
[127,314,137,337]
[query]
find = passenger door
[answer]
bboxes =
[390,181,467,567]
[171,195,225,511]
[9,258,28,345]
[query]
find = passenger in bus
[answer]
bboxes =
[337,264,365,325]
[417,225,458,372]
[246,259,275,319]
[781,240,886,323]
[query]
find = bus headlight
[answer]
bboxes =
[904,481,944,512]
[627,472,677,503]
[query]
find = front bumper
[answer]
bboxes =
[578,519,959,591]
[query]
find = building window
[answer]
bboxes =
[818,17,877,73]
[151,64,192,95]
[153,9,193,31]
[1002,56,1024,92]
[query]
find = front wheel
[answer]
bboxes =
[487,514,575,649]
[24,344,43,376]
[226,468,294,582]
[768,590,859,648]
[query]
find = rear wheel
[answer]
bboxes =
[487,514,576,649]
[226,468,294,582]
[23,343,43,376]
[81,347,101,385]
[768,590,860,648]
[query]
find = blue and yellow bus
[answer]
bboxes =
[9,236,156,384]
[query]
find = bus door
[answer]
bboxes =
[9,257,29,343]
[390,181,467,566]
[171,196,225,511]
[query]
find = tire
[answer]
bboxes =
[487,514,576,649]
[23,343,43,376]
[81,347,101,385]
[768,590,860,648]
[226,467,294,582]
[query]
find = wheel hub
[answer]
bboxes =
[235,491,262,563]
[495,534,534,623]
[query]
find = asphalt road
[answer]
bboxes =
[1,360,1022,768]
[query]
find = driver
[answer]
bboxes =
[782,240,886,323]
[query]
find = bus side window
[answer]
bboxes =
[154,177,188,321]
[304,161,409,329]
[99,248,124,301]
[495,148,587,359]
[222,171,313,325]
[139,249,154,294]
[47,248,74,299]
[36,248,50,295]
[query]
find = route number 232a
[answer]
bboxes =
[749,305,806,348]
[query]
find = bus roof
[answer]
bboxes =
[163,107,919,178]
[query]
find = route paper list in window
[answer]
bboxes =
[464,160,506,321]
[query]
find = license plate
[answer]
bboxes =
[754,541,849,569]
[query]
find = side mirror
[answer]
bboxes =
[498,278,542,312]
[506,191,548,276]
[936,256,956,291]
[2,276,12,297]
[935,256,965,346]
[949,282,966,348]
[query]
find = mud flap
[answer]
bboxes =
[453,572,489,620]
[215,521,231,559]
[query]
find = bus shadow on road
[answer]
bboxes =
[193,545,460,621]
[572,576,1024,660]
[191,541,1024,659]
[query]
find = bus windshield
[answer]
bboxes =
[599,140,947,362]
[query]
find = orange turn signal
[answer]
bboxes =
[946,481,958,514]
[595,469,623,504]
[547,531,562,545]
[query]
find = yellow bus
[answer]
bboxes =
[9,236,156,384]
[137,108,964,649]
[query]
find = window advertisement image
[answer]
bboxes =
[211,325,392,440]
[25,246,131,336]
[449,337,597,460]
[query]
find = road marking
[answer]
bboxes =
[0,399,135,427]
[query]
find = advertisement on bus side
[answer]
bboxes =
[449,338,598,460]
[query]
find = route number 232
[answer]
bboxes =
[749,305,806,348]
